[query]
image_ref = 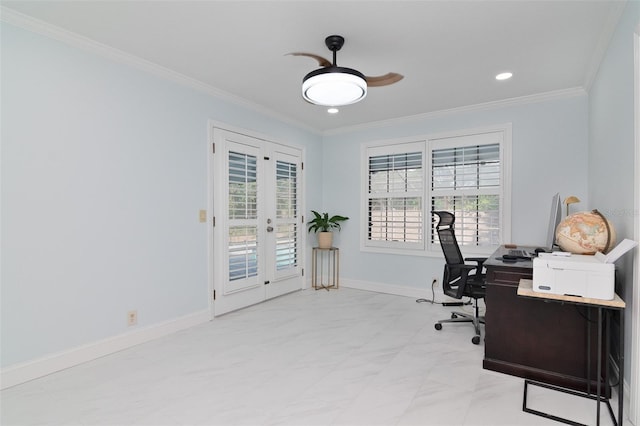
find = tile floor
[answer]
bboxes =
[1,288,627,425]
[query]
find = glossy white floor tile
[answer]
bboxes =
[1,288,628,426]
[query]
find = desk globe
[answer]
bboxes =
[555,210,616,254]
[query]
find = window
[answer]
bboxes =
[361,126,511,255]
[431,137,501,249]
[366,141,425,251]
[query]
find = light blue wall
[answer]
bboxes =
[0,23,322,367]
[3,4,635,374]
[323,96,589,291]
[588,1,640,386]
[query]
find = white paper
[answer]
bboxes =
[594,238,638,263]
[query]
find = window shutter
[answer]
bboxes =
[367,149,424,246]
[431,143,501,247]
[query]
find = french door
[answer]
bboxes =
[210,128,303,316]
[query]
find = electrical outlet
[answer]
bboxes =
[199,210,207,223]
[127,310,138,326]
[432,277,439,287]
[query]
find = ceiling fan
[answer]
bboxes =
[288,35,403,107]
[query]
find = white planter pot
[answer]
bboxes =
[317,232,333,249]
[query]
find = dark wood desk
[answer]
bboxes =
[483,246,609,395]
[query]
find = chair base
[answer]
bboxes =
[435,305,485,345]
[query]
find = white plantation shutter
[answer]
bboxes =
[431,142,501,248]
[228,151,259,281]
[362,127,509,255]
[275,160,298,271]
[366,142,425,250]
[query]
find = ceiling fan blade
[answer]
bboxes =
[365,73,404,87]
[286,52,332,68]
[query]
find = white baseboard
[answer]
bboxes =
[340,278,485,309]
[0,310,210,390]
[340,278,441,300]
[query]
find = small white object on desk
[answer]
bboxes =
[537,252,571,258]
[594,238,638,263]
[533,238,638,300]
[533,254,614,299]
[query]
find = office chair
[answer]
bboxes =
[432,211,487,345]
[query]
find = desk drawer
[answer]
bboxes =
[486,267,532,287]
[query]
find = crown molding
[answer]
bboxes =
[0,6,320,135]
[582,0,628,91]
[323,87,587,136]
[0,5,596,139]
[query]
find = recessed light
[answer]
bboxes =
[327,108,339,114]
[496,72,513,81]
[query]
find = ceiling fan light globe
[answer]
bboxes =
[302,67,367,106]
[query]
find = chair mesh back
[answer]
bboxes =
[433,211,464,265]
[433,211,465,290]
[437,227,464,265]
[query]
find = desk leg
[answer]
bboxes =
[521,307,620,426]
[619,309,624,426]
[602,308,622,426]
[522,380,588,426]
[588,308,592,396]
[597,307,602,426]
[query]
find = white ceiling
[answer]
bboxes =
[2,0,626,132]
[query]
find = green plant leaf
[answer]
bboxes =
[307,211,349,233]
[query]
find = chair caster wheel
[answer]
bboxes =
[435,323,442,330]
[472,335,480,345]
[451,313,458,319]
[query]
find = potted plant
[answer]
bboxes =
[307,210,349,249]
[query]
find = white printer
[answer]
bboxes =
[533,253,614,299]
[532,239,637,300]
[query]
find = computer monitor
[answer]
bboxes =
[545,192,562,250]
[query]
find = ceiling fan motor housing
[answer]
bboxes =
[297,34,405,106]
[302,65,367,106]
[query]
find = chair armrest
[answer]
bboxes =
[446,264,479,298]
[464,257,488,284]
[465,257,488,267]
[450,263,478,271]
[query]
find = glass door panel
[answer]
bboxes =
[211,128,302,315]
